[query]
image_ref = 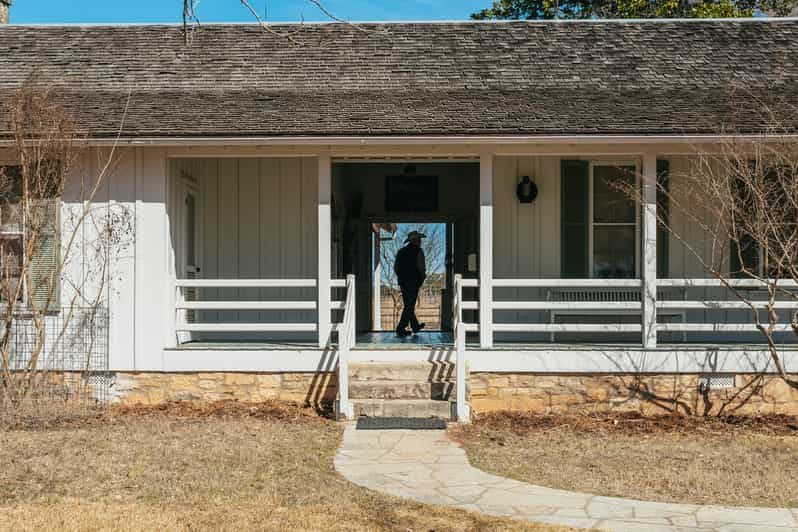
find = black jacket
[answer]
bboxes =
[394,244,426,289]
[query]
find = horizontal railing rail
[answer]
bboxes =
[174,278,345,337]
[655,278,798,335]
[489,277,798,344]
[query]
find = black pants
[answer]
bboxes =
[396,285,420,332]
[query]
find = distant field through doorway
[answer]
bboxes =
[376,223,448,332]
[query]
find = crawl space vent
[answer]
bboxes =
[699,375,736,390]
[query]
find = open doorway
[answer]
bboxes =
[373,222,450,332]
[332,161,479,344]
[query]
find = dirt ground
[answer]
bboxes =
[0,401,565,532]
[451,411,798,508]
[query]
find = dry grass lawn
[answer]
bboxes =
[452,411,798,508]
[0,401,565,532]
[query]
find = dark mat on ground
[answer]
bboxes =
[356,417,447,430]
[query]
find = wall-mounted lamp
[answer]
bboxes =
[516,175,538,204]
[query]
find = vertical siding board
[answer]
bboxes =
[260,159,280,324]
[238,158,260,324]
[201,159,219,324]
[218,159,239,325]
[516,156,534,323]
[107,148,136,370]
[301,158,319,324]
[280,159,302,325]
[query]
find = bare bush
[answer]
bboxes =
[617,131,798,389]
[0,79,133,425]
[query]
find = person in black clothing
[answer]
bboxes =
[394,230,427,337]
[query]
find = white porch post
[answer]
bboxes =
[372,240,382,331]
[479,153,494,348]
[318,154,332,348]
[641,152,658,348]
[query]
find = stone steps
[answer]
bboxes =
[350,361,455,382]
[348,361,455,419]
[352,398,452,419]
[350,380,452,400]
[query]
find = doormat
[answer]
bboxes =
[356,417,447,430]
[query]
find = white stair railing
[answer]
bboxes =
[453,274,475,423]
[336,274,356,420]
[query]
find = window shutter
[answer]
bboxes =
[560,160,589,278]
[656,159,670,278]
[730,162,760,277]
[29,198,60,312]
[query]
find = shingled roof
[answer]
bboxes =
[0,20,796,138]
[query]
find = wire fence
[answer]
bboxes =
[0,306,109,426]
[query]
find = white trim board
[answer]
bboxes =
[158,346,797,374]
[163,349,338,373]
[5,134,798,150]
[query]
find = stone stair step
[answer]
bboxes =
[350,362,454,382]
[350,380,452,400]
[352,399,452,419]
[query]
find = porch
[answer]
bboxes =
[168,153,798,353]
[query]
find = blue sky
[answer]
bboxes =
[10,1,489,24]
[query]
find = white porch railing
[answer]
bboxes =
[174,276,355,419]
[656,279,798,333]
[453,277,798,344]
[174,279,333,333]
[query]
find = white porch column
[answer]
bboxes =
[318,154,332,348]
[479,153,494,348]
[641,151,658,348]
[372,240,382,331]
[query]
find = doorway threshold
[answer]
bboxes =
[355,331,454,350]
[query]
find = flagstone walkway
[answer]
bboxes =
[334,424,798,531]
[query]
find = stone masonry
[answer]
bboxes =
[101,371,798,417]
[112,372,337,408]
[470,373,798,416]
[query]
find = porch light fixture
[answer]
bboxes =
[516,175,538,204]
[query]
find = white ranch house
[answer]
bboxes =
[2,19,798,419]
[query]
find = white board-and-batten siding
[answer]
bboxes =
[171,158,319,340]
[62,147,169,373]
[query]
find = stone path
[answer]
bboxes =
[334,424,798,531]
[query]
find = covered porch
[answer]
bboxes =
[167,149,798,353]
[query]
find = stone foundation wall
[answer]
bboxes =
[112,372,337,407]
[469,373,798,416]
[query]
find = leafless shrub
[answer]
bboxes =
[617,115,798,389]
[0,79,133,425]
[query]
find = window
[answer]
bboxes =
[0,165,60,309]
[591,164,637,279]
[730,164,798,278]
[0,166,24,302]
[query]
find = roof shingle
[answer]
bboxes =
[0,20,796,137]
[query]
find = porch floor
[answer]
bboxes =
[355,331,453,349]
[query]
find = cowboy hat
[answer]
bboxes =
[405,230,427,243]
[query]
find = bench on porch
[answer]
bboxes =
[545,287,687,342]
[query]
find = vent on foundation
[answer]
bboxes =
[699,374,736,390]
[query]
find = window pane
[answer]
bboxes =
[0,236,24,300]
[593,165,636,223]
[593,226,635,278]
[185,192,196,265]
[0,166,23,233]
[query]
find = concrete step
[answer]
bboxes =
[350,362,454,383]
[350,380,452,400]
[352,399,453,419]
